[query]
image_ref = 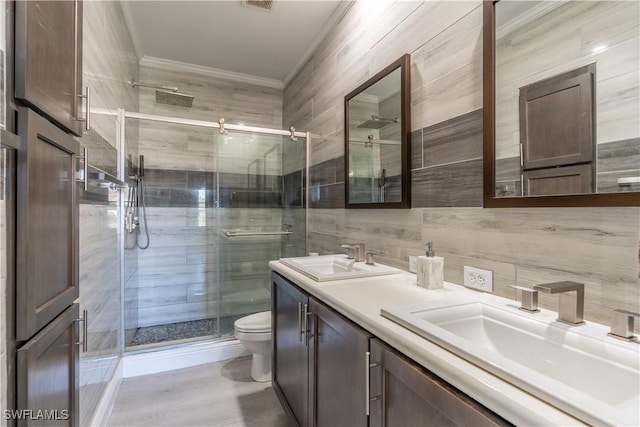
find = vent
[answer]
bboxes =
[243,0,275,11]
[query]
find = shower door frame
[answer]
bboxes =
[119,110,309,350]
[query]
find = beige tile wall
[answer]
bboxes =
[495,1,639,158]
[283,0,640,328]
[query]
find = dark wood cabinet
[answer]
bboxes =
[16,304,79,427]
[15,0,84,136]
[309,297,370,427]
[519,65,594,170]
[519,64,595,195]
[524,164,593,196]
[272,272,371,427]
[369,338,510,427]
[272,272,310,427]
[15,108,79,341]
[272,272,511,427]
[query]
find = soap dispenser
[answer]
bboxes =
[417,242,444,290]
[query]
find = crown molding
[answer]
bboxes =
[139,56,285,90]
[496,1,568,40]
[282,1,355,87]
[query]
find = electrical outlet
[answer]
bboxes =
[463,266,493,293]
[409,256,417,273]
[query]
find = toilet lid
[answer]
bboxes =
[234,311,271,333]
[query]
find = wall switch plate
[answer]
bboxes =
[463,266,493,293]
[409,256,417,273]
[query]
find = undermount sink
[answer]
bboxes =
[279,255,401,282]
[381,295,640,426]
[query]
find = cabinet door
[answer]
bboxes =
[519,65,594,170]
[16,108,80,341]
[309,298,370,427]
[369,339,511,427]
[272,272,310,427]
[15,0,83,136]
[17,304,79,427]
[524,163,593,196]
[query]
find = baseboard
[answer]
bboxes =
[89,358,124,427]
[123,339,249,378]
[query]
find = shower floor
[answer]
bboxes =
[125,314,247,347]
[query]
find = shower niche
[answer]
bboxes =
[344,54,411,208]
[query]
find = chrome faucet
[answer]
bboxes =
[340,243,365,262]
[607,309,640,341]
[533,281,585,325]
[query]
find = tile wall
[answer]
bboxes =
[283,0,640,328]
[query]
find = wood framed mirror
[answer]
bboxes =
[345,54,410,208]
[483,1,640,207]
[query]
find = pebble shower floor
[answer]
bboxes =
[125,315,246,347]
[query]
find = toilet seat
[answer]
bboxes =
[234,311,271,333]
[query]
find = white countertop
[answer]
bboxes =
[269,260,584,426]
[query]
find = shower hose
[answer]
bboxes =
[125,177,150,250]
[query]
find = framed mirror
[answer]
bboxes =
[345,54,410,208]
[483,1,640,207]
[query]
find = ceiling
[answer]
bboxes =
[120,0,347,87]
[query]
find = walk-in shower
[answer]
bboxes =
[121,112,307,350]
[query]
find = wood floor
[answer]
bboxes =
[107,357,293,427]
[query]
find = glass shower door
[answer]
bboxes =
[122,112,306,350]
[123,116,221,350]
[213,129,306,336]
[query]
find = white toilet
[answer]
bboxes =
[234,311,272,382]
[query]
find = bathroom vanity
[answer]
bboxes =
[269,259,639,426]
[271,271,509,427]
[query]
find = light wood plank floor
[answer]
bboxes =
[107,357,293,427]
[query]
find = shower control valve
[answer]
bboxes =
[125,212,138,233]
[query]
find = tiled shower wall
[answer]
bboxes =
[284,1,640,327]
[124,65,304,332]
[79,1,139,425]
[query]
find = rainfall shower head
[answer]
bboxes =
[130,81,194,108]
[357,115,398,129]
[155,91,194,108]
